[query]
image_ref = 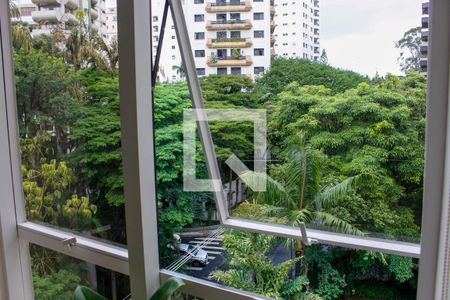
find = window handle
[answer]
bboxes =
[298,221,318,246]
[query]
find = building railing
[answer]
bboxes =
[206,1,252,12]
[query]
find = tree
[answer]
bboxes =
[172,64,186,80]
[319,49,328,65]
[268,76,425,239]
[255,58,368,95]
[210,230,321,299]
[14,48,80,154]
[396,27,422,73]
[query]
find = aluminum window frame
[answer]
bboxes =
[0,0,449,299]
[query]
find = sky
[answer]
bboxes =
[320,0,422,77]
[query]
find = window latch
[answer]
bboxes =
[62,237,77,249]
[298,221,318,246]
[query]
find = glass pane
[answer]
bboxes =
[30,244,130,300]
[165,228,418,299]
[9,0,126,245]
[172,0,424,243]
[155,0,425,291]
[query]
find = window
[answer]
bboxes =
[195,50,205,57]
[194,0,204,3]
[172,45,176,49]
[19,7,35,16]
[254,0,263,2]
[171,55,176,60]
[194,14,204,22]
[230,13,241,21]
[196,68,206,75]
[1,0,450,299]
[231,67,242,74]
[217,31,227,39]
[253,12,264,20]
[254,30,264,38]
[230,31,241,38]
[216,13,227,21]
[217,67,228,75]
[254,48,264,56]
[153,16,158,22]
[153,26,158,32]
[254,66,265,74]
[194,32,205,40]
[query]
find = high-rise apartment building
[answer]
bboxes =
[11,0,107,38]
[420,0,429,75]
[273,0,320,60]
[151,0,275,81]
[104,6,117,42]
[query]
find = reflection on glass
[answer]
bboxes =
[30,244,130,300]
[10,0,126,244]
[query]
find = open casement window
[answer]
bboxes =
[0,0,450,299]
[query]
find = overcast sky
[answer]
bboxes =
[320,0,422,77]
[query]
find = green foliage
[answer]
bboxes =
[256,58,368,95]
[386,255,414,283]
[70,69,122,206]
[14,48,80,154]
[21,131,97,230]
[33,269,82,300]
[209,230,318,299]
[269,73,426,240]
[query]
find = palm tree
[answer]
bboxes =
[9,3,32,51]
[172,64,186,79]
[237,131,366,274]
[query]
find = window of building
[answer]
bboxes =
[253,12,264,20]
[172,45,176,49]
[254,48,264,56]
[153,26,158,32]
[254,0,263,2]
[217,67,228,75]
[230,13,241,21]
[195,50,205,57]
[19,7,35,17]
[231,67,242,74]
[254,30,264,38]
[196,68,206,75]
[217,31,227,39]
[230,31,241,38]
[216,13,227,21]
[194,14,205,22]
[254,66,265,74]
[153,16,158,22]
[194,32,205,40]
[194,0,204,3]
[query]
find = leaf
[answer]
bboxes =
[149,277,185,300]
[74,286,108,300]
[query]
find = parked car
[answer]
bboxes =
[168,234,209,267]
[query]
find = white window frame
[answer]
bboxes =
[0,0,449,299]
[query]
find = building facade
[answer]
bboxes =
[420,0,429,75]
[151,0,275,82]
[11,0,107,38]
[272,0,320,60]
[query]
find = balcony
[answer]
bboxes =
[32,10,79,26]
[31,0,78,10]
[422,29,429,42]
[206,1,252,12]
[422,2,429,15]
[420,44,428,56]
[314,28,319,36]
[207,55,253,66]
[206,38,252,48]
[314,0,319,8]
[206,20,252,31]
[422,16,429,29]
